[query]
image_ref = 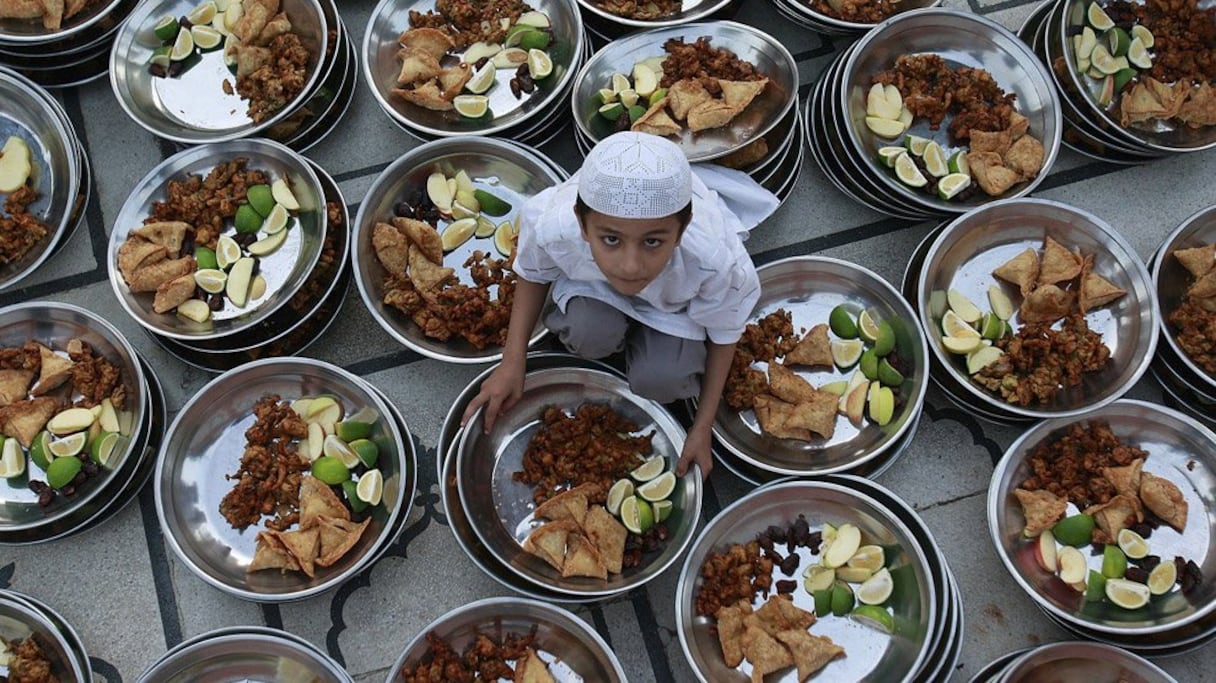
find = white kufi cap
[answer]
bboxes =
[578,132,692,219]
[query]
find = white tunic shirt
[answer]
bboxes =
[513,165,779,345]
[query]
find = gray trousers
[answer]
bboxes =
[545,297,706,403]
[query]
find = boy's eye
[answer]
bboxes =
[644,238,664,248]
[601,235,620,246]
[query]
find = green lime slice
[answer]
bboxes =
[349,439,379,468]
[872,320,895,356]
[0,438,24,479]
[1088,2,1115,31]
[46,455,82,489]
[1127,36,1151,69]
[831,339,865,370]
[453,95,490,119]
[341,480,368,512]
[637,471,676,502]
[851,605,896,633]
[830,582,855,617]
[148,45,172,69]
[90,431,120,467]
[234,203,263,234]
[877,146,905,168]
[170,27,195,61]
[812,588,832,617]
[894,152,928,188]
[877,358,904,387]
[336,420,373,441]
[519,30,550,51]
[356,469,384,506]
[153,15,180,42]
[1102,544,1128,579]
[936,172,971,200]
[1052,513,1096,547]
[652,499,673,522]
[1107,27,1131,57]
[860,349,879,381]
[29,431,52,470]
[1085,569,1107,602]
[620,496,653,534]
[947,151,969,176]
[829,304,858,339]
[191,24,223,51]
[527,49,553,80]
[903,134,931,156]
[465,62,496,96]
[922,141,949,178]
[194,246,218,270]
[311,456,349,485]
[246,184,274,218]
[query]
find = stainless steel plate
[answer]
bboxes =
[969,648,1032,683]
[840,9,1062,214]
[138,627,351,682]
[0,592,87,682]
[0,0,123,45]
[0,302,147,535]
[779,0,941,33]
[107,138,326,341]
[996,640,1177,683]
[575,0,735,30]
[1,590,91,680]
[1056,0,1216,153]
[1153,205,1216,394]
[155,358,411,601]
[571,21,797,162]
[710,256,928,476]
[675,479,937,682]
[387,597,626,682]
[362,0,584,138]
[352,137,561,363]
[988,400,1216,635]
[458,366,701,596]
[0,67,80,291]
[917,198,1158,419]
[110,0,328,144]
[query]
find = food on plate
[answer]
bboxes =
[218,394,385,576]
[935,237,1123,407]
[399,628,558,682]
[146,0,314,124]
[396,5,555,118]
[375,168,522,350]
[0,338,133,509]
[593,37,770,139]
[0,633,57,683]
[725,306,908,442]
[117,158,304,323]
[1013,421,1202,607]
[594,0,680,20]
[1167,242,1216,374]
[0,0,99,30]
[809,0,906,23]
[1065,0,1215,131]
[0,137,52,268]
[696,516,913,679]
[868,55,1046,199]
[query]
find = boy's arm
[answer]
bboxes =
[461,277,550,431]
[677,340,735,478]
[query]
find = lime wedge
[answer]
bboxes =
[148,45,172,69]
[858,567,894,605]
[519,30,550,51]
[1107,26,1130,57]
[939,307,977,338]
[598,102,624,121]
[830,582,855,616]
[342,480,368,512]
[235,203,263,234]
[607,478,634,515]
[936,173,970,200]
[1105,577,1150,609]
[872,320,895,356]
[90,431,119,467]
[46,454,81,488]
[619,496,653,534]
[848,545,885,573]
[1130,24,1154,48]
[453,94,490,119]
[829,304,858,338]
[262,203,289,234]
[527,49,553,80]
[904,134,931,156]
[1085,569,1107,602]
[893,152,928,188]
[1113,67,1138,91]
[922,141,948,177]
[596,88,617,105]
[0,438,24,479]
[857,309,881,343]
[1087,2,1115,31]
[831,339,865,369]
[191,24,222,50]
[465,61,496,95]
[1127,36,1151,69]
[652,499,673,522]
[493,220,515,257]
[630,456,666,483]
[637,471,676,502]
[947,150,969,176]
[154,16,180,42]
[803,565,836,593]
[441,217,478,251]
[187,1,217,25]
[216,234,241,269]
[1117,528,1149,559]
[336,421,373,441]
[349,439,379,468]
[194,268,227,294]
[473,189,511,217]
[356,469,384,506]
[851,605,895,633]
[170,27,195,61]
[877,146,905,168]
[29,431,53,469]
[611,72,631,93]
[323,434,360,468]
[503,23,535,47]
[311,456,349,485]
[877,359,903,387]
[195,246,218,270]
[1148,561,1176,595]
[516,10,550,27]
[1090,44,1121,75]
[475,216,497,239]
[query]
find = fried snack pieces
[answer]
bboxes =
[248,474,370,577]
[522,483,629,579]
[989,236,1125,325]
[714,596,844,682]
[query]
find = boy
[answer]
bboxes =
[462,132,778,477]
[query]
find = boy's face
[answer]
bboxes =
[578,208,684,296]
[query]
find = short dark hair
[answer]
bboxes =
[574,195,693,233]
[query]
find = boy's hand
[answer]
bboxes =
[676,423,713,478]
[461,364,524,433]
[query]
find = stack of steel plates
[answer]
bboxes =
[0,0,136,88]
[1151,205,1216,429]
[0,590,91,680]
[387,597,627,681]
[1018,0,1216,164]
[352,138,564,365]
[570,21,802,205]
[574,0,740,44]
[972,642,1178,682]
[138,626,351,681]
[676,477,963,682]
[0,68,89,292]
[805,9,1062,220]
[153,358,417,602]
[363,0,588,148]
[451,364,703,601]
[905,198,1158,426]
[766,0,938,35]
[694,256,929,485]
[109,0,355,151]
[0,303,166,546]
[988,401,1216,656]
[106,140,351,373]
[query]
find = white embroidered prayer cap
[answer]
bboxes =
[578,131,692,219]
